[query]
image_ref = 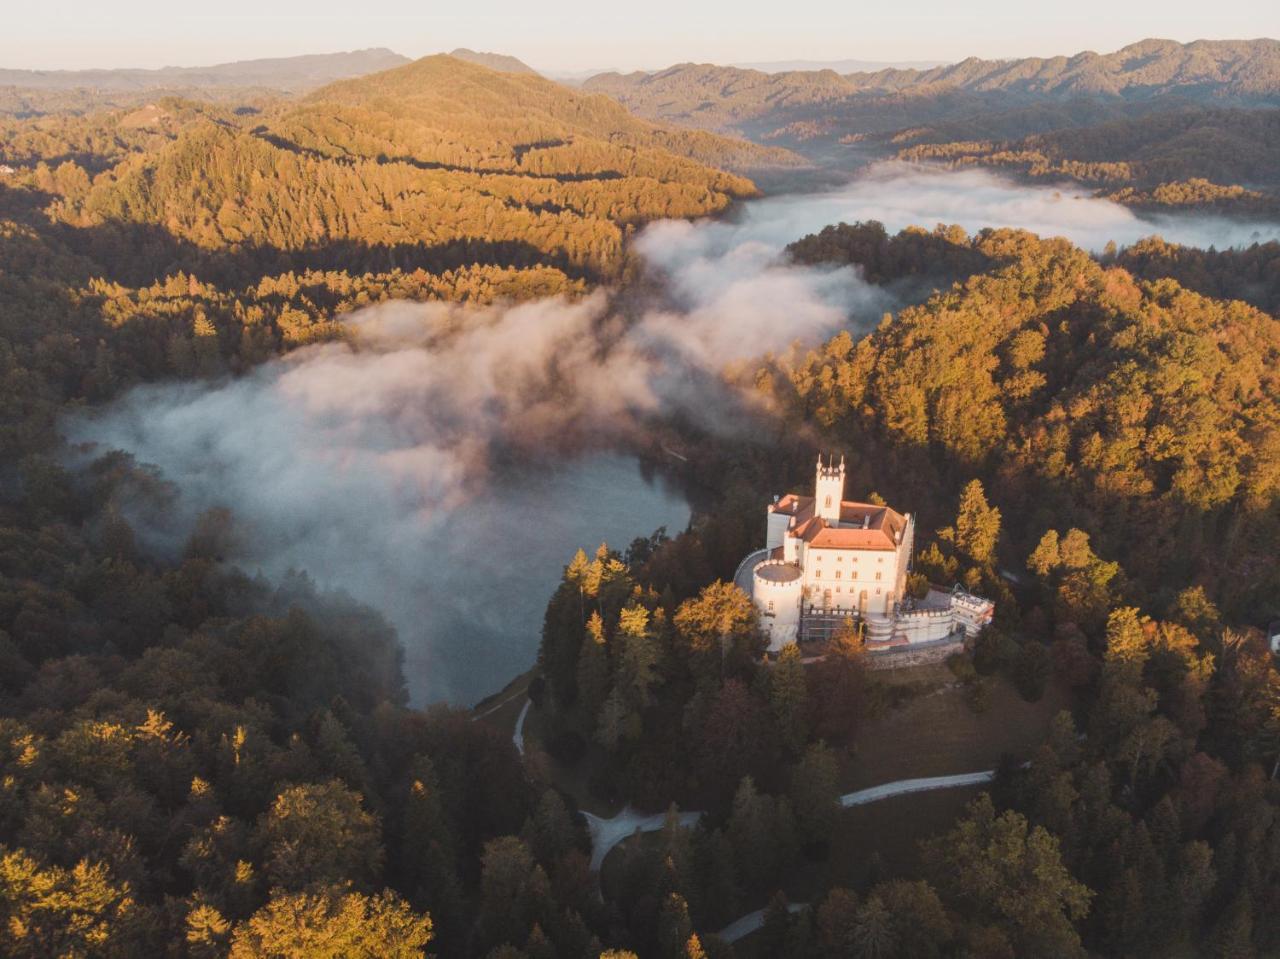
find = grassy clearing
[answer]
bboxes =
[840,672,1069,791]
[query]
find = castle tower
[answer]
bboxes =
[815,454,845,523]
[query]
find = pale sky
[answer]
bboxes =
[3,0,1275,73]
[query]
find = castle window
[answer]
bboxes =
[767,600,774,612]
[835,570,841,579]
[876,572,882,581]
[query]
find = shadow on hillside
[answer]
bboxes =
[253,129,625,183]
[45,218,595,289]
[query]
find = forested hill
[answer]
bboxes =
[299,54,798,175]
[897,107,1280,214]
[2,54,796,304]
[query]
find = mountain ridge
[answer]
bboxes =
[0,48,412,93]
[583,38,1280,148]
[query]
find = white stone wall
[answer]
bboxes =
[766,509,790,551]
[802,547,900,616]
[894,607,961,644]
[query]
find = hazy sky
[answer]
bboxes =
[4,0,1274,73]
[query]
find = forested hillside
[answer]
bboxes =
[897,107,1280,214]
[776,222,1280,620]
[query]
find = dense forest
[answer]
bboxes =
[2,41,1280,959]
[897,107,1280,214]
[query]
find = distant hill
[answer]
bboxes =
[858,38,1280,99]
[583,38,1280,153]
[448,48,539,76]
[733,57,949,73]
[0,48,411,94]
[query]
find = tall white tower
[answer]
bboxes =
[815,454,845,523]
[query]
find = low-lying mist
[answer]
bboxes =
[68,200,893,705]
[68,164,1280,704]
[735,162,1280,252]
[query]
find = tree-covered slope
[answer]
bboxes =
[7,55,798,291]
[898,106,1280,213]
[773,224,1280,618]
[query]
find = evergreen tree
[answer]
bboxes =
[770,643,811,756]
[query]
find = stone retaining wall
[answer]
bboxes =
[865,634,968,669]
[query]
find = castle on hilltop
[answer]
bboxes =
[734,455,994,654]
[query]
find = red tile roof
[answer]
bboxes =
[770,494,908,552]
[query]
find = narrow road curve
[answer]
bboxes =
[513,699,531,757]
[709,770,997,944]
[581,806,703,871]
[839,769,996,807]
[581,768,996,874]
[718,901,809,944]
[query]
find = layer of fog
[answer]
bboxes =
[69,163,1278,705]
[69,205,894,706]
[727,163,1280,253]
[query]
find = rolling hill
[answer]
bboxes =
[897,106,1280,213]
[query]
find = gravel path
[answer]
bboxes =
[839,769,995,807]
[512,699,531,757]
[581,806,703,871]
[579,767,995,873]
[718,901,809,943]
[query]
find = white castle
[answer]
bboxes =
[734,455,994,653]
